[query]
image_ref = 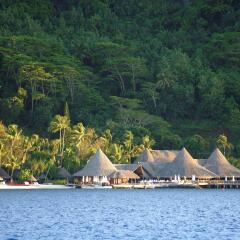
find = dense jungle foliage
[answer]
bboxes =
[0,0,240,178]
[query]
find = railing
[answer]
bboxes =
[197,179,240,185]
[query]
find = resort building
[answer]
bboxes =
[157,148,216,179]
[135,148,179,164]
[114,163,153,179]
[108,170,140,184]
[134,147,240,179]
[73,149,143,184]
[73,147,240,184]
[199,148,240,178]
[57,167,72,180]
[73,149,117,183]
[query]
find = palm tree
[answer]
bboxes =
[71,123,86,149]
[49,115,70,166]
[4,124,31,181]
[109,143,123,163]
[0,142,5,167]
[142,135,155,149]
[216,134,233,156]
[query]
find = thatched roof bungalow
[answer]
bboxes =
[158,148,216,178]
[73,149,116,183]
[199,148,240,177]
[114,163,153,179]
[57,167,71,179]
[108,170,140,184]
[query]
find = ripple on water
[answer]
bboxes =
[0,189,240,240]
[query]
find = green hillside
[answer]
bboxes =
[0,0,240,176]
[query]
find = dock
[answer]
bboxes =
[199,180,240,189]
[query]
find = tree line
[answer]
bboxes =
[0,106,238,181]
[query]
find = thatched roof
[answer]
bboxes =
[0,168,10,179]
[135,149,155,163]
[134,149,179,164]
[108,170,140,179]
[74,149,116,177]
[151,150,179,163]
[58,167,71,178]
[115,163,153,178]
[28,175,37,182]
[200,148,240,177]
[114,163,139,171]
[123,170,140,179]
[141,162,159,178]
[108,171,128,179]
[159,148,216,177]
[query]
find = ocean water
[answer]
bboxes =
[0,189,239,240]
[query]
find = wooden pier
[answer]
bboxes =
[198,180,240,189]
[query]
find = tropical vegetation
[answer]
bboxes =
[0,0,240,178]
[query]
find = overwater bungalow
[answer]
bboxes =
[73,149,117,184]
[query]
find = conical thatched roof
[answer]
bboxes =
[202,148,240,177]
[135,148,155,163]
[159,148,216,177]
[74,149,117,177]
[114,163,139,171]
[28,175,37,182]
[151,150,179,163]
[0,168,10,179]
[134,149,179,164]
[58,167,71,178]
